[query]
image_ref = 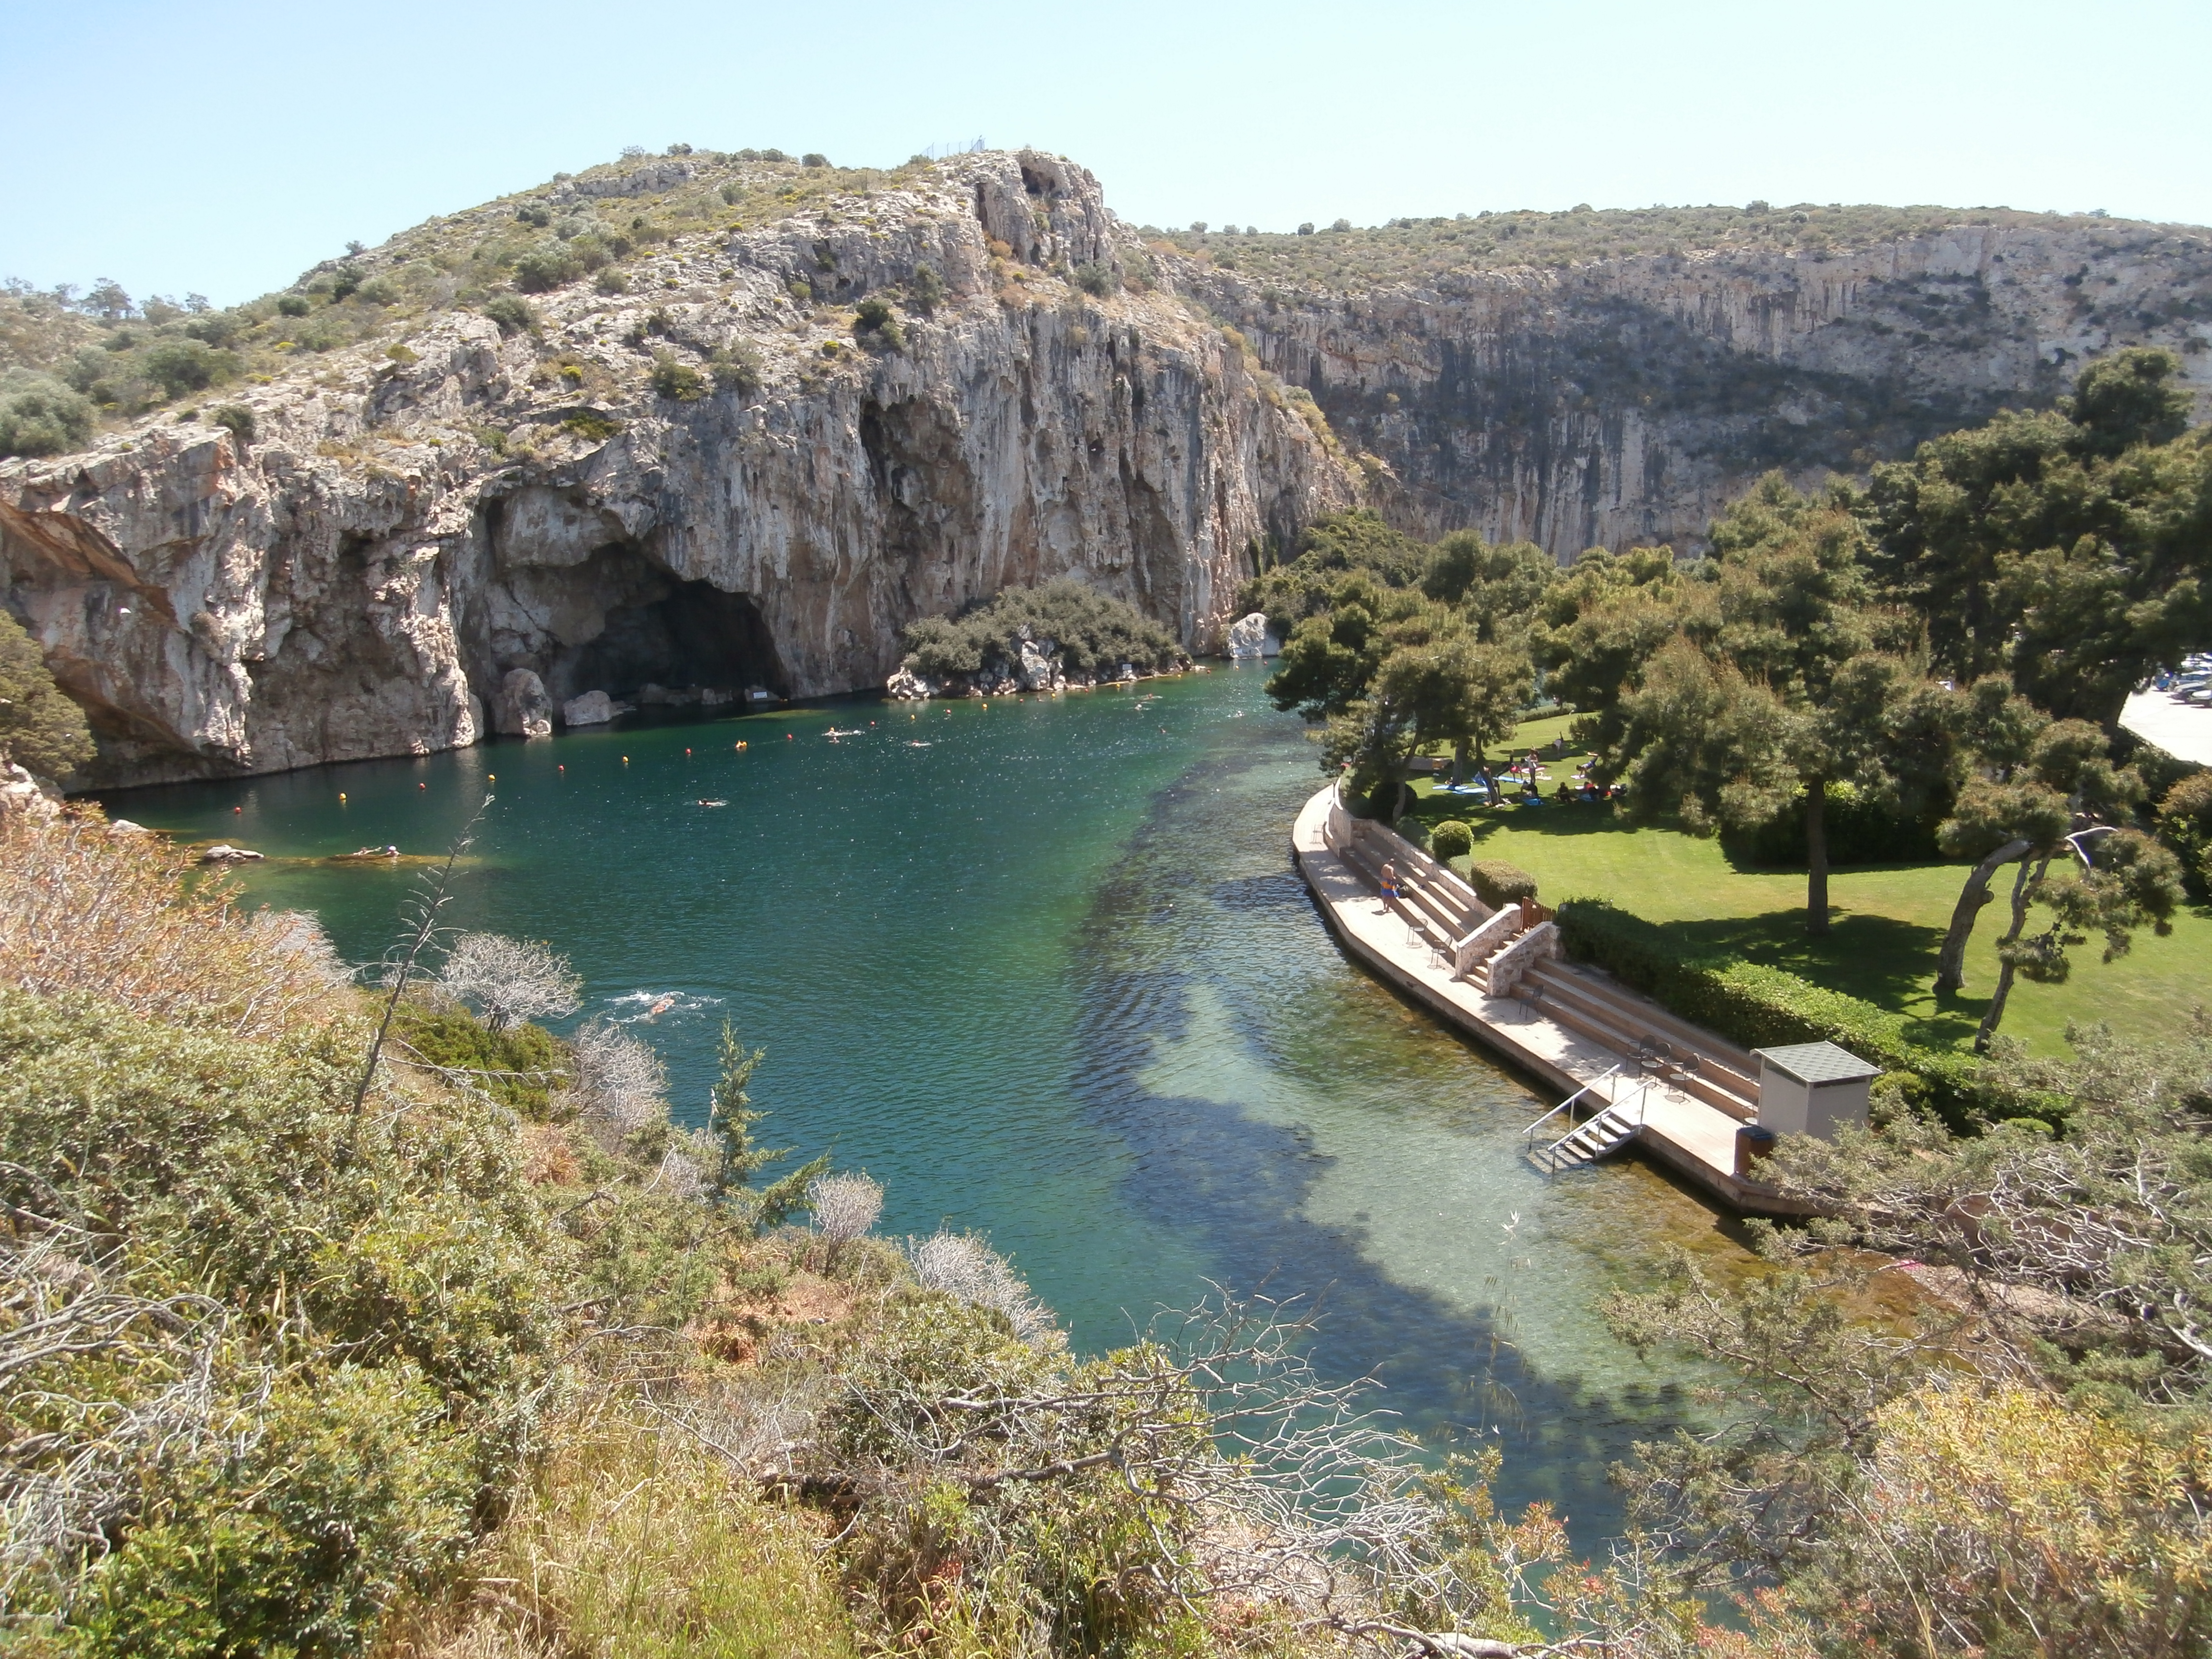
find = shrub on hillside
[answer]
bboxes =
[0,613,95,783]
[513,240,582,293]
[0,369,95,457]
[899,580,1184,685]
[391,1000,568,1118]
[1430,819,1474,861]
[1469,859,1538,909]
[482,294,539,337]
[852,297,902,350]
[905,260,947,315]
[710,342,763,396]
[649,351,707,400]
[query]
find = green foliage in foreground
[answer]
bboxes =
[0,990,561,1649]
[901,579,1184,683]
[1555,897,2011,1129]
[0,611,96,781]
[389,1001,568,1118]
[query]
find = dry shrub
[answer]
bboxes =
[0,811,355,1038]
[376,1401,857,1659]
[807,1171,883,1242]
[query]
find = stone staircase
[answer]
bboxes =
[1527,1094,1645,1172]
[1517,961,1759,1120]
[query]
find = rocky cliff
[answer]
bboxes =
[6,148,2210,787]
[1175,219,2212,554]
[1,152,1350,785]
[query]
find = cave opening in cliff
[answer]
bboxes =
[546,577,787,706]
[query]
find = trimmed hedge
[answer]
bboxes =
[1470,859,1539,910]
[1553,899,2013,1131]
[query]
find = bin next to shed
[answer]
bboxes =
[1752,1042,1880,1140]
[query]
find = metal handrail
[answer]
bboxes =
[1522,1065,1621,1145]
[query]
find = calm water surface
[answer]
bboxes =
[108,665,1751,1543]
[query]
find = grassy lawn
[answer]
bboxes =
[1405,712,2212,1058]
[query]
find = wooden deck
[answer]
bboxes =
[1290,785,1815,1216]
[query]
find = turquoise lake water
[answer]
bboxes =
[104,663,1750,1544]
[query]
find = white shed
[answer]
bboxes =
[1752,1041,1880,1140]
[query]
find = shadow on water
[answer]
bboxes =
[1064,741,1738,1544]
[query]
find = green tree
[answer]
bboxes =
[1531,545,1683,746]
[1597,478,1945,935]
[1240,508,1428,637]
[0,611,95,780]
[1932,690,2146,995]
[705,1021,828,1228]
[1973,824,2183,1051]
[1861,347,2212,723]
[2157,771,2212,902]
[1420,530,1555,637]
[1262,574,1406,721]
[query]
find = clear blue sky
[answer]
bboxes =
[5,0,2207,308]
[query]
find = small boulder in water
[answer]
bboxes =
[496,669,554,738]
[561,689,634,727]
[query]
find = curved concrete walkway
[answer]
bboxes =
[1290,784,1811,1216]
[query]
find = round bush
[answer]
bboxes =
[1430,819,1473,861]
[1469,859,1538,910]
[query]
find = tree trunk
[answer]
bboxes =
[1805,780,1831,936]
[1973,853,2050,1053]
[1934,838,2033,996]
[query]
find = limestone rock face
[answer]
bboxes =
[1226,613,1271,660]
[2,150,1350,787]
[0,761,60,822]
[1175,221,2212,556]
[6,144,2208,789]
[496,669,554,737]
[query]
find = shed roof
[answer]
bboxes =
[1754,1041,1881,1085]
